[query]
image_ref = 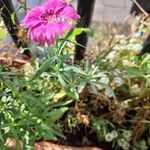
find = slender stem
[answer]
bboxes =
[132,0,149,17]
[0,0,30,56]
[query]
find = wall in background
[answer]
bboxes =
[72,0,133,23]
[93,0,133,23]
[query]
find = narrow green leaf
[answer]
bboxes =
[71,28,91,37]
[11,13,16,25]
[31,57,54,81]
[0,27,7,40]
[63,66,86,75]
[49,100,73,109]
[0,130,3,142]
[46,107,68,123]
[127,67,143,77]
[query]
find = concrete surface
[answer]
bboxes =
[12,0,133,24]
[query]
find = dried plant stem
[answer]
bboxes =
[132,0,149,17]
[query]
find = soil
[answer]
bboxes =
[52,90,123,149]
[53,89,150,150]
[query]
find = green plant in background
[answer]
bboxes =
[93,25,149,150]
[91,118,115,142]
[0,20,7,41]
[91,118,132,150]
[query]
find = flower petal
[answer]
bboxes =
[22,0,80,46]
[22,6,45,28]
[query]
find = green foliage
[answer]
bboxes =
[0,13,150,150]
[88,23,150,150]
[0,68,71,148]
[0,21,7,40]
[91,118,115,141]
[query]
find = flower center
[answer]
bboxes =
[40,9,60,23]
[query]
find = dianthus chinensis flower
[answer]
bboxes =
[22,0,80,45]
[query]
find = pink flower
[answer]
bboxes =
[22,0,80,46]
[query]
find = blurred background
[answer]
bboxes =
[12,0,133,49]
[12,0,133,23]
[1,0,148,52]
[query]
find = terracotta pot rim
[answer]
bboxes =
[6,139,103,150]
